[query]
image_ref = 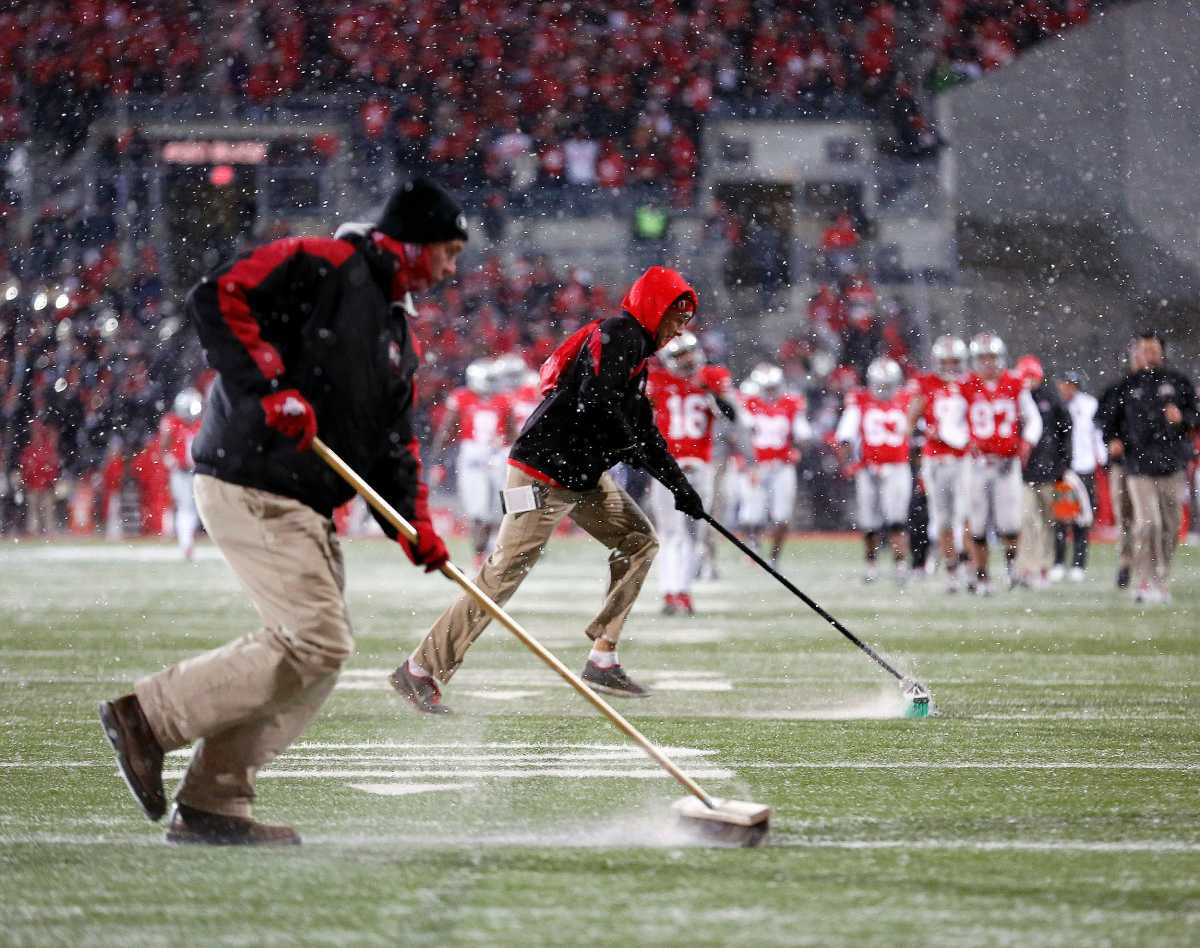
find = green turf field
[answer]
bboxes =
[1,534,1197,946]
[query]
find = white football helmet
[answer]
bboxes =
[465,360,494,395]
[749,362,785,399]
[491,353,528,392]
[969,332,1007,371]
[660,331,705,376]
[930,335,967,380]
[866,358,903,398]
[172,388,203,420]
[739,377,761,398]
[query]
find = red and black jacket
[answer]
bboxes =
[187,234,433,536]
[509,266,697,494]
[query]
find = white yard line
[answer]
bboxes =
[349,782,475,796]
[161,766,738,780]
[795,838,1200,854]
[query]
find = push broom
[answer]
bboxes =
[704,514,934,718]
[313,437,770,846]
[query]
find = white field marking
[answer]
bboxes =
[350,782,475,796]
[161,767,736,781]
[783,836,1200,858]
[0,649,90,658]
[4,831,1198,854]
[160,740,735,783]
[0,544,222,562]
[168,742,716,761]
[965,712,1197,721]
[289,742,715,756]
[335,667,735,693]
[742,761,1200,771]
[650,678,733,692]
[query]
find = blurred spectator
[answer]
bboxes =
[18,416,60,535]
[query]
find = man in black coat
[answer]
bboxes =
[98,180,467,844]
[1014,355,1072,586]
[1101,332,1199,603]
[393,266,704,711]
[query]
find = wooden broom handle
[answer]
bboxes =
[311,436,716,809]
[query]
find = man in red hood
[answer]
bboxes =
[392,266,705,709]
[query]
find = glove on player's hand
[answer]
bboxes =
[261,389,317,451]
[399,519,450,573]
[672,481,705,519]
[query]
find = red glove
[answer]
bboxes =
[398,519,449,573]
[1018,440,1033,466]
[261,389,317,451]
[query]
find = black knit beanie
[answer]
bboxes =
[376,179,469,244]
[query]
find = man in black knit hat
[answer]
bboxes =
[98,179,467,845]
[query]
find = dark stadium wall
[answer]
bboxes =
[945,0,1200,375]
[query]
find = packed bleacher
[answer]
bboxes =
[0,0,1111,537]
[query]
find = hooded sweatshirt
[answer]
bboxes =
[508,266,699,493]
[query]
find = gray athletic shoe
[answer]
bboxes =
[581,661,650,698]
[389,664,452,714]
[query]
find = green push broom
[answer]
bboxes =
[704,515,934,718]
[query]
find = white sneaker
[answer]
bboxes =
[864,565,879,584]
[1069,567,1085,582]
[1048,564,1066,583]
[894,564,910,588]
[1133,583,1164,605]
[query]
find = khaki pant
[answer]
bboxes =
[1127,472,1185,589]
[414,466,658,683]
[1016,482,1056,579]
[1109,464,1134,569]
[135,475,352,818]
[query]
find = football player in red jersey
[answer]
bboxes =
[739,363,812,567]
[492,352,541,435]
[646,332,738,615]
[962,332,1043,594]
[907,335,972,591]
[431,359,512,565]
[160,388,204,560]
[836,358,914,584]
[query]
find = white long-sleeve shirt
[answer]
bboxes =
[1066,391,1107,473]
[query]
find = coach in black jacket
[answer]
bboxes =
[1100,332,1198,601]
[99,180,466,844]
[393,266,704,710]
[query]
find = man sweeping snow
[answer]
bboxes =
[392,266,705,711]
[98,179,467,845]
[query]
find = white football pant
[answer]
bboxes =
[650,461,714,596]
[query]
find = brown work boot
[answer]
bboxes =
[98,694,166,821]
[165,802,301,846]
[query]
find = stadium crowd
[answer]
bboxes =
[6,0,1105,181]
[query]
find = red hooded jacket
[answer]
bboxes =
[512,267,699,493]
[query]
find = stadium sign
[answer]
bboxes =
[161,140,269,165]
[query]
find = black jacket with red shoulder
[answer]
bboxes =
[509,266,697,494]
[187,233,432,536]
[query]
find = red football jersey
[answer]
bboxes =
[745,392,809,463]
[646,364,731,462]
[160,414,201,471]
[911,372,969,458]
[963,371,1026,457]
[505,383,542,435]
[446,388,510,447]
[840,388,912,465]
